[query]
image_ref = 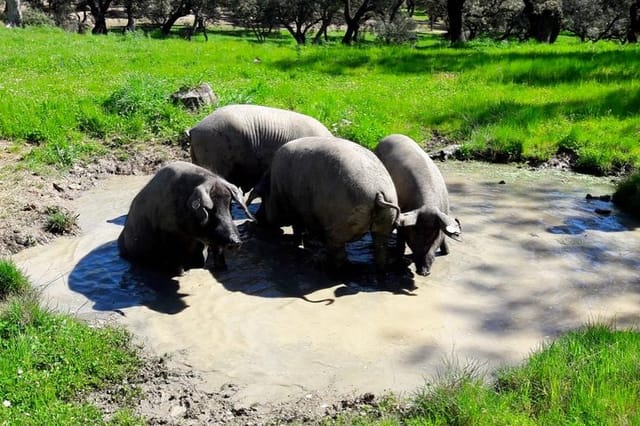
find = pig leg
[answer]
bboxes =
[372,231,391,273]
[206,245,227,271]
[439,238,450,256]
[325,240,349,274]
[183,241,205,271]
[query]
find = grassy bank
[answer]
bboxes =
[0,26,638,175]
[0,259,142,424]
[331,323,640,425]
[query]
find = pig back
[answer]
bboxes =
[376,134,449,213]
[269,137,397,241]
[189,104,332,191]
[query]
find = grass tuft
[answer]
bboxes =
[0,259,30,300]
[45,206,79,234]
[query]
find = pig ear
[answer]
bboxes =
[225,183,256,221]
[188,186,212,225]
[247,172,270,206]
[438,212,462,242]
[396,209,419,227]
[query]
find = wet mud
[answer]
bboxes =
[13,161,640,407]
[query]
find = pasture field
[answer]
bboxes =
[0,26,638,175]
[1,26,640,424]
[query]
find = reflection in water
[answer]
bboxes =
[548,198,629,234]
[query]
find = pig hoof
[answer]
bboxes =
[416,269,431,276]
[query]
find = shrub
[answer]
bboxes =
[613,172,640,218]
[21,9,56,27]
[374,13,418,45]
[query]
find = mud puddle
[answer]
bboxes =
[12,161,640,407]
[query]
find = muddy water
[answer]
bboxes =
[13,162,640,406]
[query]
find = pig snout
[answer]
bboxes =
[225,232,242,249]
[209,219,242,249]
[414,253,433,276]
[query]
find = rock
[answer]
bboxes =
[171,83,217,111]
[428,144,462,161]
[595,208,612,216]
[170,405,187,417]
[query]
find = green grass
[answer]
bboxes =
[0,259,144,425]
[0,259,30,300]
[328,323,640,425]
[0,27,638,175]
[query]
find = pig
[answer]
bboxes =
[251,136,401,273]
[118,161,253,276]
[188,104,333,192]
[375,134,461,276]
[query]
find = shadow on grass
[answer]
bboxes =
[271,44,640,86]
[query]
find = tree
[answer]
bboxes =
[522,0,561,43]
[122,0,152,32]
[341,0,404,44]
[222,0,277,42]
[78,0,114,33]
[313,0,342,43]
[5,0,23,27]
[159,0,194,36]
[342,0,377,44]
[629,1,640,42]
[446,0,465,42]
[186,0,219,40]
[463,0,522,40]
[422,0,447,30]
[562,0,634,42]
[272,0,324,44]
[374,8,417,43]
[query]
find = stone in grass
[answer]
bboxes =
[171,83,217,111]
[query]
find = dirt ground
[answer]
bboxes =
[1,141,409,424]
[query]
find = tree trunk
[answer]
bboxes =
[446,0,465,43]
[389,0,404,23]
[161,9,185,36]
[628,2,640,43]
[523,0,560,43]
[406,0,415,17]
[342,0,374,44]
[5,0,23,28]
[88,0,112,34]
[313,21,330,44]
[124,15,136,32]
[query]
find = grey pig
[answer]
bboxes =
[375,134,461,276]
[118,161,254,276]
[189,104,332,192]
[251,136,401,273]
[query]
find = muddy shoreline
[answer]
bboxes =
[3,141,634,425]
[0,143,405,424]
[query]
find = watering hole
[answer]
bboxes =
[12,161,640,406]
